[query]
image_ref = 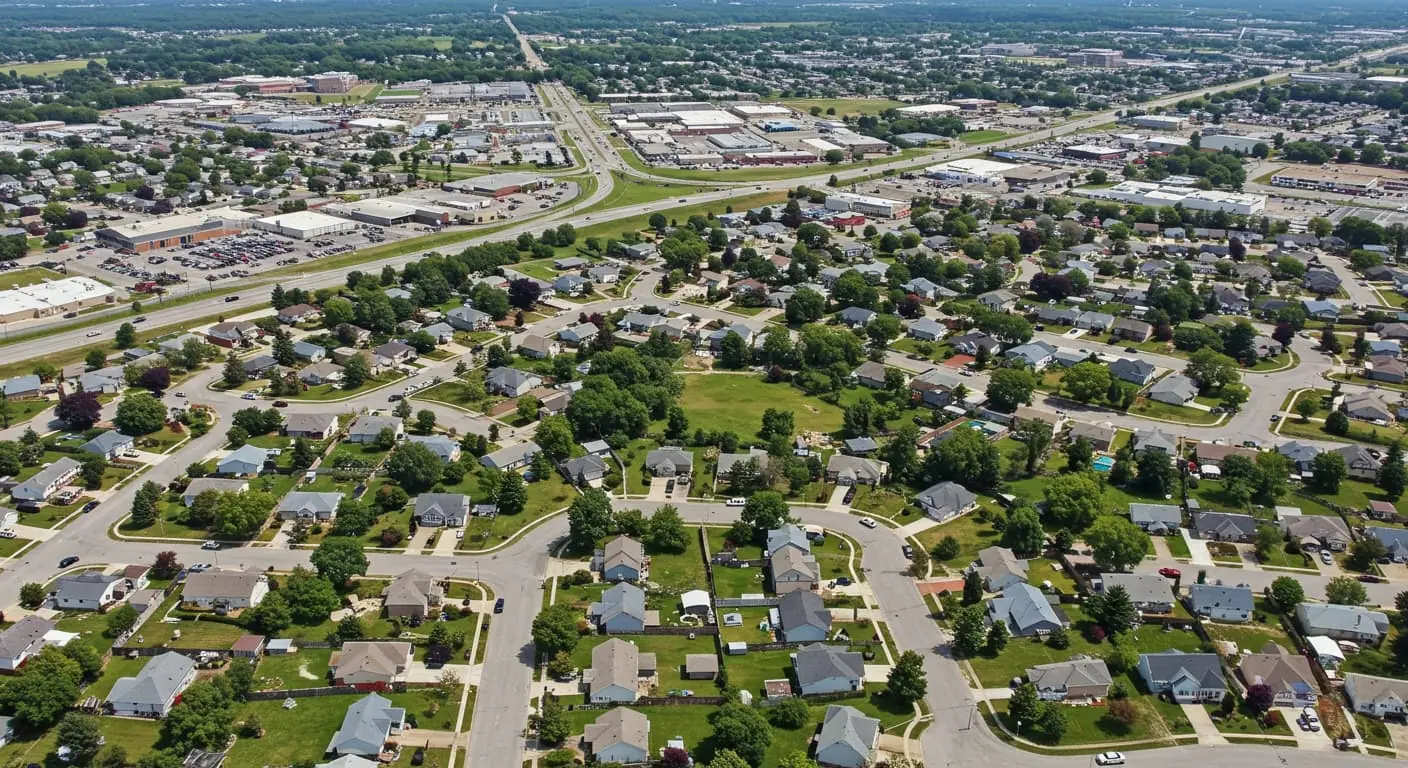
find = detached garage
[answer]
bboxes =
[255,210,357,239]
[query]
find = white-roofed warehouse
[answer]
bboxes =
[254,211,357,239]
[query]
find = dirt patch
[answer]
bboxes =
[297,661,318,680]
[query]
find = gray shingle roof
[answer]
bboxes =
[794,643,864,686]
[778,590,830,633]
[106,651,195,709]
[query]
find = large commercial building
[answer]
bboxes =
[254,211,358,239]
[426,81,533,102]
[897,103,962,116]
[824,192,910,219]
[310,71,359,94]
[330,198,452,227]
[443,172,549,198]
[925,158,1024,186]
[214,75,302,93]
[1125,114,1187,131]
[1269,166,1389,196]
[96,209,256,253]
[1064,144,1127,161]
[1199,134,1267,155]
[0,276,115,323]
[1066,48,1123,67]
[1079,180,1265,215]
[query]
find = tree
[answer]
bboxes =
[646,505,689,553]
[291,438,317,469]
[986,367,1037,412]
[934,535,961,561]
[1326,410,1351,436]
[114,392,167,435]
[952,605,987,658]
[1015,420,1052,475]
[1185,348,1240,390]
[161,679,234,753]
[1246,683,1275,713]
[56,713,103,765]
[1062,362,1112,403]
[310,537,369,587]
[1311,451,1348,493]
[79,452,106,488]
[0,648,82,729]
[1107,698,1139,726]
[138,366,171,394]
[115,322,136,349]
[708,703,772,767]
[567,488,614,551]
[963,569,984,605]
[1326,575,1368,606]
[718,331,748,369]
[282,566,341,624]
[56,390,102,429]
[1008,682,1041,731]
[385,442,444,493]
[708,750,752,768]
[415,409,437,434]
[1001,505,1044,556]
[222,351,247,388]
[1135,449,1176,498]
[153,551,181,579]
[495,470,528,516]
[1268,576,1305,611]
[1295,398,1318,422]
[986,619,1010,654]
[924,428,1001,490]
[785,288,826,324]
[342,354,370,388]
[1086,584,1138,634]
[769,696,811,729]
[1035,702,1067,741]
[886,650,928,703]
[105,604,140,637]
[1084,517,1149,572]
[19,582,45,608]
[1045,472,1104,532]
[245,590,293,634]
[1064,437,1093,474]
[61,642,102,680]
[212,489,275,539]
[535,416,574,461]
[1380,441,1408,501]
[1347,538,1388,573]
[740,492,793,543]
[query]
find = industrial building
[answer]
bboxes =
[1063,144,1126,161]
[310,71,359,94]
[925,158,1024,185]
[0,276,115,323]
[897,103,962,116]
[728,103,792,119]
[214,75,302,93]
[1079,180,1266,215]
[254,211,358,239]
[426,81,534,102]
[96,208,257,253]
[331,198,453,227]
[1066,48,1123,67]
[1199,134,1267,155]
[1125,114,1187,131]
[442,172,548,198]
[824,192,910,219]
[1268,166,1386,196]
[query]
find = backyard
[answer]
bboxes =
[672,374,845,437]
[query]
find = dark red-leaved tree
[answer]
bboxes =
[56,390,102,429]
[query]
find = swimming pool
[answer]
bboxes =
[1093,455,1116,472]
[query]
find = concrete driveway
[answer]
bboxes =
[1182,530,1214,566]
[826,486,851,512]
[1278,707,1335,750]
[1181,702,1229,745]
[647,477,671,502]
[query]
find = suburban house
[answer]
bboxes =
[559,323,599,346]
[1098,573,1174,615]
[79,430,134,460]
[794,643,865,695]
[0,616,68,671]
[1193,511,1258,543]
[1137,651,1226,703]
[480,441,542,471]
[518,335,560,360]
[1367,527,1408,561]
[586,638,655,704]
[299,361,345,386]
[768,524,811,556]
[219,444,269,476]
[1075,311,1114,332]
[1338,444,1384,480]
[644,448,693,478]
[331,642,413,688]
[949,331,1001,356]
[277,303,322,325]
[837,306,877,328]
[1005,340,1056,370]
[277,491,343,522]
[293,340,328,361]
[770,545,821,595]
[825,454,888,486]
[1193,443,1258,468]
[814,705,880,768]
[562,454,609,486]
[206,321,261,348]
[325,693,406,756]
[485,367,543,397]
[987,583,1066,637]
[1239,646,1318,707]
[972,546,1028,592]
[1109,358,1156,386]
[407,434,461,463]
[1346,673,1408,719]
[851,361,888,389]
[589,583,655,633]
[446,306,492,331]
[381,570,443,619]
[1135,428,1179,454]
[182,477,248,506]
[1147,374,1198,406]
[1025,658,1113,702]
[1128,503,1182,534]
[285,413,340,440]
[1344,393,1394,423]
[1067,422,1115,451]
[1188,584,1254,623]
[1296,603,1390,645]
[106,652,197,717]
[52,571,122,611]
[346,414,404,444]
[182,570,269,611]
[1281,515,1352,552]
[413,493,470,528]
[1111,318,1153,342]
[11,457,81,502]
[778,590,832,643]
[582,707,650,765]
[977,289,1018,312]
[598,535,648,582]
[907,317,947,341]
[916,481,978,521]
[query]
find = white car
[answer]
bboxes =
[725,497,747,507]
[188,563,213,572]
[1095,753,1126,766]
[241,392,257,400]
[859,517,878,529]
[0,530,16,539]
[201,540,221,550]
[86,330,101,337]
[173,391,186,398]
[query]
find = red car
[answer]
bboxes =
[1158,567,1181,578]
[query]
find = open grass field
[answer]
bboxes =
[254,648,335,690]
[0,266,68,289]
[0,714,159,767]
[586,171,699,213]
[2,58,105,77]
[576,191,789,244]
[228,695,360,767]
[619,145,934,183]
[673,374,845,437]
[914,511,1001,572]
[959,130,1010,145]
[778,98,905,117]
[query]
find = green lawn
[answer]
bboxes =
[990,697,1166,744]
[1277,415,1408,448]
[85,655,149,700]
[723,649,796,699]
[289,371,406,401]
[0,714,157,768]
[1207,701,1293,736]
[0,535,34,558]
[1129,397,1222,425]
[1166,534,1192,559]
[456,470,576,549]
[254,648,335,690]
[227,695,361,768]
[0,396,55,427]
[778,97,906,116]
[959,130,1010,145]
[849,485,915,520]
[386,686,464,731]
[914,511,1000,573]
[585,171,699,213]
[1202,604,1292,653]
[673,375,845,437]
[128,614,249,648]
[0,58,104,77]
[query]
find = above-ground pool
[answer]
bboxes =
[1093,455,1116,472]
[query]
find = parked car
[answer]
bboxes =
[726,497,746,507]
[202,540,221,550]
[493,597,505,614]
[0,530,16,539]
[859,517,878,529]
[241,392,257,400]
[1359,574,1385,583]
[902,544,914,559]
[189,563,213,572]
[1158,567,1181,578]
[1321,550,1334,565]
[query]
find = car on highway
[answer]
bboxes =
[59,556,80,568]
[859,517,878,529]
[132,316,147,323]
[1359,574,1385,583]
[493,597,505,614]
[1095,753,1126,766]
[86,330,101,337]
[1158,567,1181,578]
[174,391,186,398]
[224,295,240,302]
